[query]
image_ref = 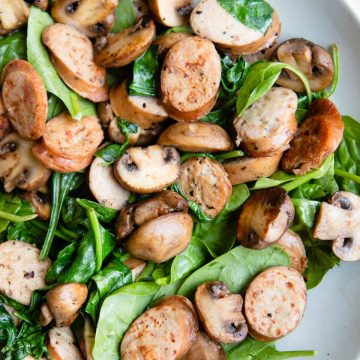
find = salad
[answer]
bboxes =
[0,0,359,359]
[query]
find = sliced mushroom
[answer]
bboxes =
[149,0,193,27]
[177,157,232,218]
[272,38,334,92]
[121,295,198,359]
[153,31,193,55]
[123,257,146,281]
[190,0,281,55]
[183,331,226,360]
[133,0,150,17]
[0,95,11,141]
[46,283,88,327]
[126,213,193,262]
[282,99,343,175]
[136,122,165,146]
[80,318,95,360]
[110,80,168,129]
[313,191,360,261]
[1,60,48,140]
[94,16,156,68]
[39,303,54,326]
[97,101,114,129]
[89,157,130,210]
[195,282,248,344]
[108,118,141,145]
[158,122,233,152]
[0,0,29,35]
[48,327,83,360]
[51,0,118,38]
[224,154,282,185]
[237,187,295,249]
[42,24,108,102]
[23,185,52,220]
[114,145,180,194]
[0,241,51,305]
[30,0,49,11]
[233,87,298,157]
[0,133,51,192]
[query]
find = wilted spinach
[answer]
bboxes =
[77,199,118,223]
[47,93,66,120]
[221,55,248,96]
[0,30,27,73]
[112,0,137,33]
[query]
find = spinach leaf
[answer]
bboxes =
[27,6,96,120]
[178,245,290,298]
[87,208,103,272]
[216,150,245,162]
[164,25,194,34]
[221,55,248,96]
[129,46,161,97]
[194,184,250,257]
[217,0,273,33]
[93,282,159,360]
[112,0,137,33]
[180,152,216,163]
[0,30,27,73]
[200,108,230,126]
[7,220,45,247]
[61,197,88,231]
[77,199,118,223]
[47,93,66,120]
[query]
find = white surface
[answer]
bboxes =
[270,1,360,359]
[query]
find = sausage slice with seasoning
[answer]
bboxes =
[153,31,193,55]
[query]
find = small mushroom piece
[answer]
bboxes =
[195,282,248,344]
[39,303,54,326]
[94,16,156,68]
[0,133,51,192]
[153,31,193,55]
[108,118,140,145]
[158,122,233,152]
[114,145,180,194]
[46,283,88,327]
[80,318,95,360]
[123,257,146,281]
[313,191,360,261]
[126,213,193,263]
[272,38,334,92]
[23,186,52,220]
[183,331,226,360]
[31,0,49,11]
[149,0,193,27]
[89,157,130,210]
[0,0,29,35]
[136,122,165,146]
[0,95,11,141]
[97,101,114,129]
[48,327,83,360]
[237,187,295,249]
[115,205,136,239]
[133,0,150,17]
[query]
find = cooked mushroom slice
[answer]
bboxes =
[39,303,54,326]
[121,295,198,359]
[245,266,307,341]
[190,0,281,55]
[0,96,11,140]
[282,99,343,175]
[123,257,146,281]
[233,87,298,157]
[115,205,136,239]
[136,122,165,146]
[161,36,221,122]
[158,122,233,152]
[110,80,168,129]
[275,230,307,273]
[97,101,114,129]
[133,0,150,17]
[47,283,88,327]
[1,60,47,140]
[126,213,193,262]
[80,318,95,360]
[0,241,51,305]
[183,331,226,360]
[114,145,180,194]
[48,327,83,360]
[0,0,29,35]
[153,32,193,55]
[237,187,295,249]
[24,186,51,220]
[108,118,140,145]
[177,157,232,218]
[42,24,108,102]
[0,133,51,192]
[30,0,49,11]
[149,0,193,27]
[95,16,156,68]
[273,38,334,92]
[224,154,282,185]
[313,191,360,261]
[89,157,130,210]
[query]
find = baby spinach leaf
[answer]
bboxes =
[0,30,27,73]
[217,0,273,33]
[27,6,96,120]
[61,197,88,231]
[178,245,290,298]
[76,199,118,223]
[164,25,194,34]
[112,0,137,33]
[216,150,245,162]
[7,220,45,247]
[93,282,159,360]
[47,93,66,120]
[87,208,103,272]
[221,55,248,96]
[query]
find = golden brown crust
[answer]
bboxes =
[0,95,11,140]
[153,32,193,55]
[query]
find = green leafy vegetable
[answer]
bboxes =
[221,55,248,96]
[87,208,103,272]
[112,0,137,33]
[47,93,66,120]
[0,30,27,73]
[163,25,194,34]
[76,199,118,223]
[216,150,245,162]
[180,153,216,163]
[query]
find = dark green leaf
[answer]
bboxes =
[0,30,27,73]
[112,0,137,33]
[163,25,194,34]
[221,55,248,96]
[47,93,66,120]
[77,198,118,223]
[61,197,88,231]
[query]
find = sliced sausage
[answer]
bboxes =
[48,327,83,360]
[158,122,233,152]
[0,241,51,305]
[42,23,108,102]
[94,16,156,68]
[282,99,344,175]
[0,95,11,140]
[224,154,282,185]
[244,266,307,341]
[114,145,180,194]
[177,157,232,218]
[153,32,193,55]
[190,0,281,55]
[161,36,221,122]
[149,0,193,27]
[1,60,47,140]
[121,295,198,359]
[43,113,104,159]
[0,133,51,192]
[110,80,168,129]
[233,87,298,157]
[89,157,130,210]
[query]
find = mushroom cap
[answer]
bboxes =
[0,0,29,35]
[23,186,51,220]
[195,282,248,344]
[39,303,54,327]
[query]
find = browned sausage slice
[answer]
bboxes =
[244,266,307,341]
[153,32,193,55]
[1,60,47,140]
[161,36,221,122]
[0,95,11,140]
[282,99,344,175]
